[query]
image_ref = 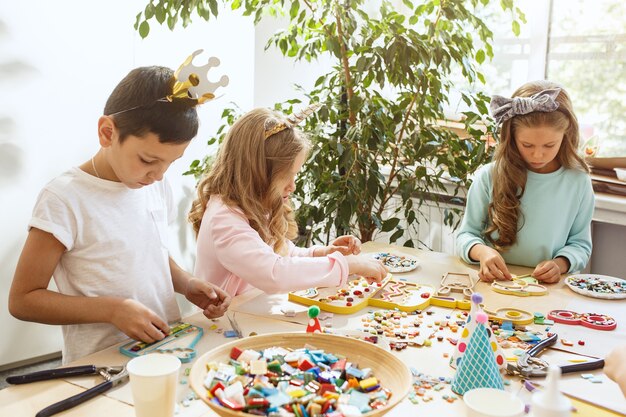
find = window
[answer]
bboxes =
[484,0,625,157]
[548,0,626,157]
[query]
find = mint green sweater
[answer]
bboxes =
[456,162,594,272]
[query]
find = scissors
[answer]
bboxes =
[227,313,243,338]
[7,365,128,417]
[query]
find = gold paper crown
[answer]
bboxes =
[263,103,322,140]
[165,49,229,104]
[110,49,229,116]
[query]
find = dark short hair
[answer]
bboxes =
[104,66,199,144]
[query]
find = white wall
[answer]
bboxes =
[253,16,333,108]
[0,0,253,367]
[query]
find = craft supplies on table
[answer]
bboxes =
[565,274,626,299]
[437,272,476,299]
[6,365,128,416]
[372,252,419,273]
[189,332,412,417]
[288,275,437,314]
[491,279,548,297]
[119,322,203,363]
[226,313,243,338]
[547,309,617,331]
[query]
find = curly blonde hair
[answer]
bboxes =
[485,80,589,250]
[188,108,311,255]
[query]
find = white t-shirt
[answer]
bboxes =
[29,167,181,363]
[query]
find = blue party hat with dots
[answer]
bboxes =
[451,293,506,370]
[451,294,504,395]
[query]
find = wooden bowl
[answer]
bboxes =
[190,332,412,417]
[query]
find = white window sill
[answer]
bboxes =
[593,192,626,226]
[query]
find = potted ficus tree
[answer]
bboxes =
[135,0,523,247]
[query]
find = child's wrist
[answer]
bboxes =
[554,256,570,274]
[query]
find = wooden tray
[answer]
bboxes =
[189,332,412,417]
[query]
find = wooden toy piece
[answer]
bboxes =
[119,322,204,362]
[547,309,616,331]
[289,276,531,319]
[437,272,476,299]
[491,279,548,297]
[429,296,473,310]
[289,275,437,314]
[369,280,435,312]
[484,307,535,325]
[306,306,323,333]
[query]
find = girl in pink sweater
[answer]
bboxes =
[189,108,387,296]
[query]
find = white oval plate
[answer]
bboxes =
[372,252,419,273]
[565,274,626,300]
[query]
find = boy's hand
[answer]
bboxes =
[347,256,388,284]
[185,278,231,319]
[111,299,170,343]
[533,258,566,283]
[477,246,512,282]
[315,235,362,257]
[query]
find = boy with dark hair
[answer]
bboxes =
[9,56,231,363]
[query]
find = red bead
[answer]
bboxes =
[210,381,225,396]
[230,347,243,360]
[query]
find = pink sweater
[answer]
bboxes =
[194,196,349,296]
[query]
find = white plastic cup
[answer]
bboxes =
[464,388,525,417]
[127,354,181,417]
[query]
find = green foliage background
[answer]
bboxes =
[136,0,523,246]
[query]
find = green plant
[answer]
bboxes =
[137,0,523,247]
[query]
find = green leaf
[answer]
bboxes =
[144,3,155,19]
[208,0,218,17]
[475,49,485,64]
[366,174,379,196]
[512,20,520,36]
[139,21,150,38]
[381,218,400,232]
[389,228,404,243]
[289,1,300,19]
[155,5,166,23]
[167,14,178,30]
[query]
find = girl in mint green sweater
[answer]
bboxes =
[457,81,593,283]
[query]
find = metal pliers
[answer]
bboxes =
[506,333,605,378]
[7,365,128,417]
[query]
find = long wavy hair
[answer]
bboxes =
[189,108,310,255]
[485,80,589,250]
